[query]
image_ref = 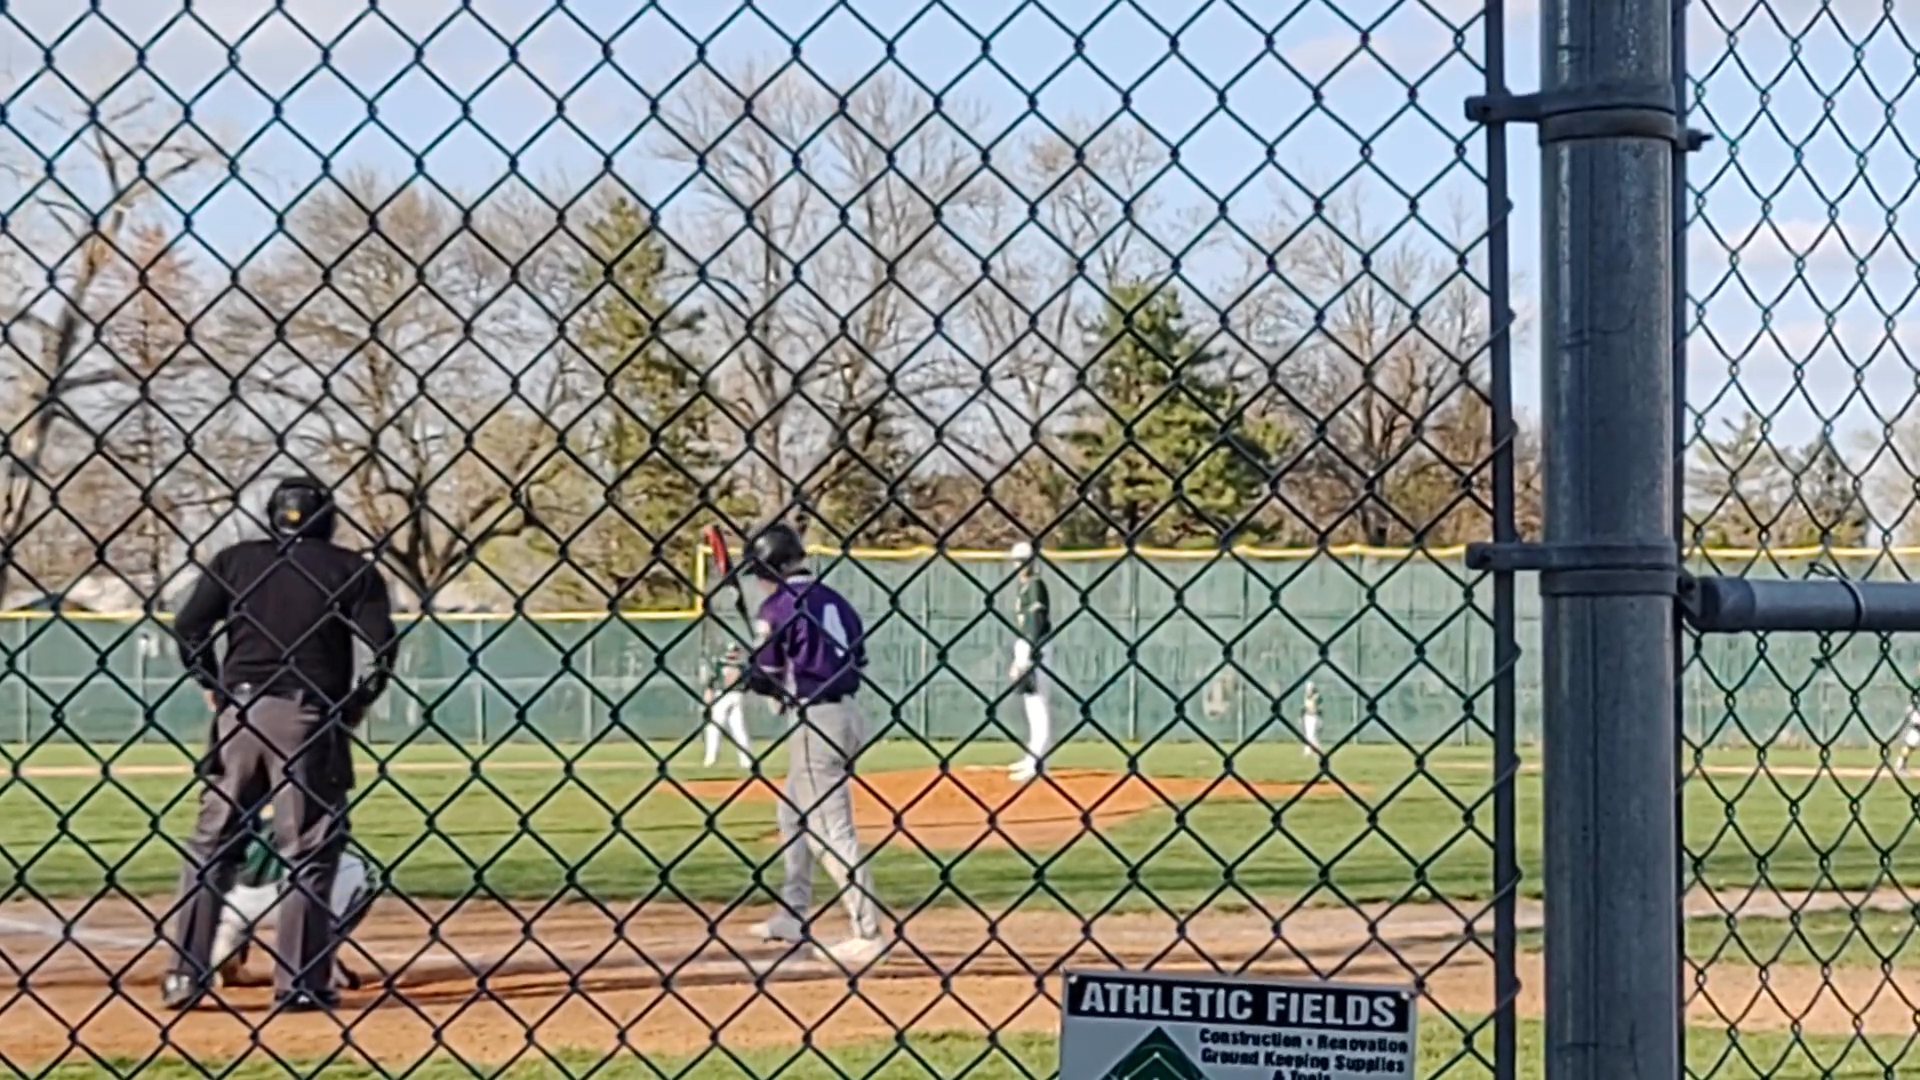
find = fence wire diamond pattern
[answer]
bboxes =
[1681,2,1920,1078]
[0,0,1907,1077]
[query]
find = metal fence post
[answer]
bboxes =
[583,626,596,744]
[1468,0,1684,1073]
[14,618,27,744]
[1127,554,1140,743]
[1667,4,1694,1059]
[1537,0,1680,1074]
[921,569,932,738]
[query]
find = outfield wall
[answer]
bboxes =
[2,549,1912,748]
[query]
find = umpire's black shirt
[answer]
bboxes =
[174,538,398,710]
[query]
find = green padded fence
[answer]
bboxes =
[5,549,1912,749]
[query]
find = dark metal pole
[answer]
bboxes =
[1539,0,1680,1076]
[1481,0,1520,1071]
[1671,0,1695,1071]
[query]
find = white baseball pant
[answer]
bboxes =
[704,690,754,768]
[1011,640,1053,775]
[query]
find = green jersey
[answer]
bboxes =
[236,815,285,890]
[234,814,374,892]
[1015,574,1052,644]
[706,655,742,694]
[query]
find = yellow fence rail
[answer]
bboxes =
[4,543,1909,622]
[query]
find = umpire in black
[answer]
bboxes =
[162,476,397,1012]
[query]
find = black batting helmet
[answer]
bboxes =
[746,522,807,580]
[265,475,336,540]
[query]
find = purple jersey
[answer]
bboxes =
[754,575,867,703]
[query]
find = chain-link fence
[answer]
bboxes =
[0,0,1905,1077]
[1679,2,1920,1078]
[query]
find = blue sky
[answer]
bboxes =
[0,0,1912,468]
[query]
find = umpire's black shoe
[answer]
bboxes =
[272,988,340,1014]
[160,974,206,1011]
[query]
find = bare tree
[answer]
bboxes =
[227,170,577,606]
[1243,186,1504,546]
[1864,419,1920,546]
[657,65,996,539]
[83,225,254,600]
[1690,412,1790,549]
[942,120,1180,539]
[1694,414,1870,550]
[0,97,216,602]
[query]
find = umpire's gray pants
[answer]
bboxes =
[166,694,353,998]
[778,700,881,941]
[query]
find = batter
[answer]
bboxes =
[740,522,887,969]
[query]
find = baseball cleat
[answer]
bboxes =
[272,988,340,1014]
[1008,758,1039,783]
[751,914,806,943]
[161,973,208,1011]
[816,936,888,970]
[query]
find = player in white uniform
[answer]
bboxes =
[702,644,755,769]
[1300,682,1322,756]
[1896,704,1920,776]
[211,805,376,990]
[1007,542,1055,783]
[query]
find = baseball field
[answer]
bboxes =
[1,733,1915,1079]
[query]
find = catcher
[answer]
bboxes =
[210,804,378,991]
[702,644,755,769]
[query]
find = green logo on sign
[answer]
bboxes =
[1103,1027,1207,1080]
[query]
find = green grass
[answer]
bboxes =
[1521,908,1920,969]
[4,736,1919,912]
[24,1022,1920,1080]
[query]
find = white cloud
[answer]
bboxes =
[1690,218,1916,294]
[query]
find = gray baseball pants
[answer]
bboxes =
[166,693,353,998]
[777,699,881,941]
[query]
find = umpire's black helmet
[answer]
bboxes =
[747,523,807,580]
[266,475,337,540]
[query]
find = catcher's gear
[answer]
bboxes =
[266,475,337,541]
[219,950,365,991]
[217,943,260,987]
[747,523,807,581]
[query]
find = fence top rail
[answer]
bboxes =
[805,543,1914,562]
[3,544,1907,623]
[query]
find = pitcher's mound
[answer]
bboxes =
[681,767,1344,852]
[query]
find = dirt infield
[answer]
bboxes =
[0,893,1498,1065]
[675,765,1334,850]
[3,889,1917,1067]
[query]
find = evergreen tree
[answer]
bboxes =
[536,195,741,608]
[1065,281,1286,547]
